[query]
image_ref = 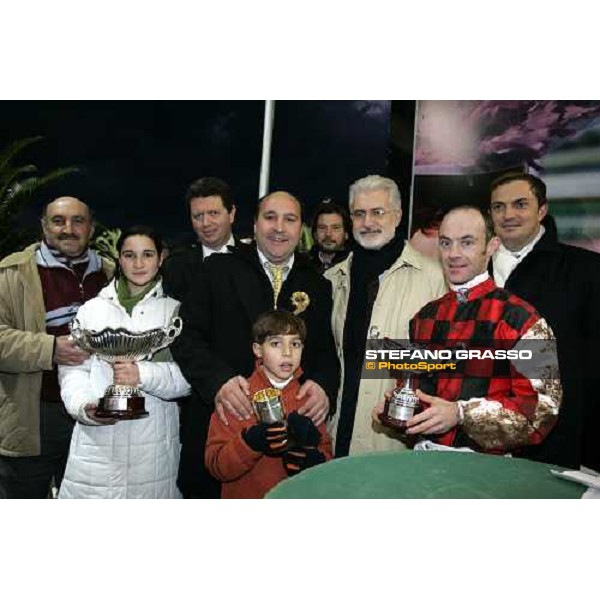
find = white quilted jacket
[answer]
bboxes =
[58,279,190,499]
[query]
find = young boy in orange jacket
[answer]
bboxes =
[205,310,332,498]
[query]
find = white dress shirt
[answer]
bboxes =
[449,271,491,293]
[257,248,294,286]
[492,226,545,287]
[202,234,235,259]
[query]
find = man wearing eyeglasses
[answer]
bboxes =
[325,175,447,457]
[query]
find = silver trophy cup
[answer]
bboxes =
[70,316,183,420]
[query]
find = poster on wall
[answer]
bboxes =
[410,100,600,254]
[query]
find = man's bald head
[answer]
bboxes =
[43,197,92,220]
[254,191,303,221]
[253,191,303,265]
[42,196,95,258]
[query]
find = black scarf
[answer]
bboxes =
[344,227,405,362]
[335,227,405,457]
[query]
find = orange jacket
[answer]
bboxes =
[205,367,332,498]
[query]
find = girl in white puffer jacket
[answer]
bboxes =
[58,226,190,499]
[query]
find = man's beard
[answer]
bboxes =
[355,228,394,250]
[319,240,345,253]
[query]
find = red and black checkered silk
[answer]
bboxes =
[409,277,550,452]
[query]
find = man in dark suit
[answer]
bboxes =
[162,176,243,498]
[489,172,600,470]
[171,191,340,498]
[163,176,239,299]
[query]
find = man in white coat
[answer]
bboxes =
[326,175,447,456]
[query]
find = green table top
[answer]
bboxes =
[266,451,585,499]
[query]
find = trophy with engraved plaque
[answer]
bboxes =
[381,372,421,431]
[373,335,422,431]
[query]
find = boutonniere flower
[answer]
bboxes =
[291,291,310,315]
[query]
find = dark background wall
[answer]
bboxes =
[270,101,391,205]
[1,100,415,244]
[1,101,264,242]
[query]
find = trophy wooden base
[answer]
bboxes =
[380,411,409,432]
[379,403,421,449]
[95,393,149,420]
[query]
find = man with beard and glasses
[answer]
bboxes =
[325,175,446,457]
[0,197,113,498]
[172,191,339,498]
[308,200,352,274]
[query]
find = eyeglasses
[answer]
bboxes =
[350,208,398,221]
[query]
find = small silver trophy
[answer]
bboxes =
[376,337,456,431]
[70,316,183,420]
[376,336,422,431]
[381,372,420,431]
[251,388,286,424]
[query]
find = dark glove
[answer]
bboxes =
[282,447,326,476]
[242,422,288,455]
[287,411,321,448]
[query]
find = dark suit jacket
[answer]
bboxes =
[491,217,600,469]
[162,245,204,303]
[171,244,340,497]
[162,238,241,302]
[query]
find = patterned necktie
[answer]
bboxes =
[456,287,469,304]
[266,263,287,308]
